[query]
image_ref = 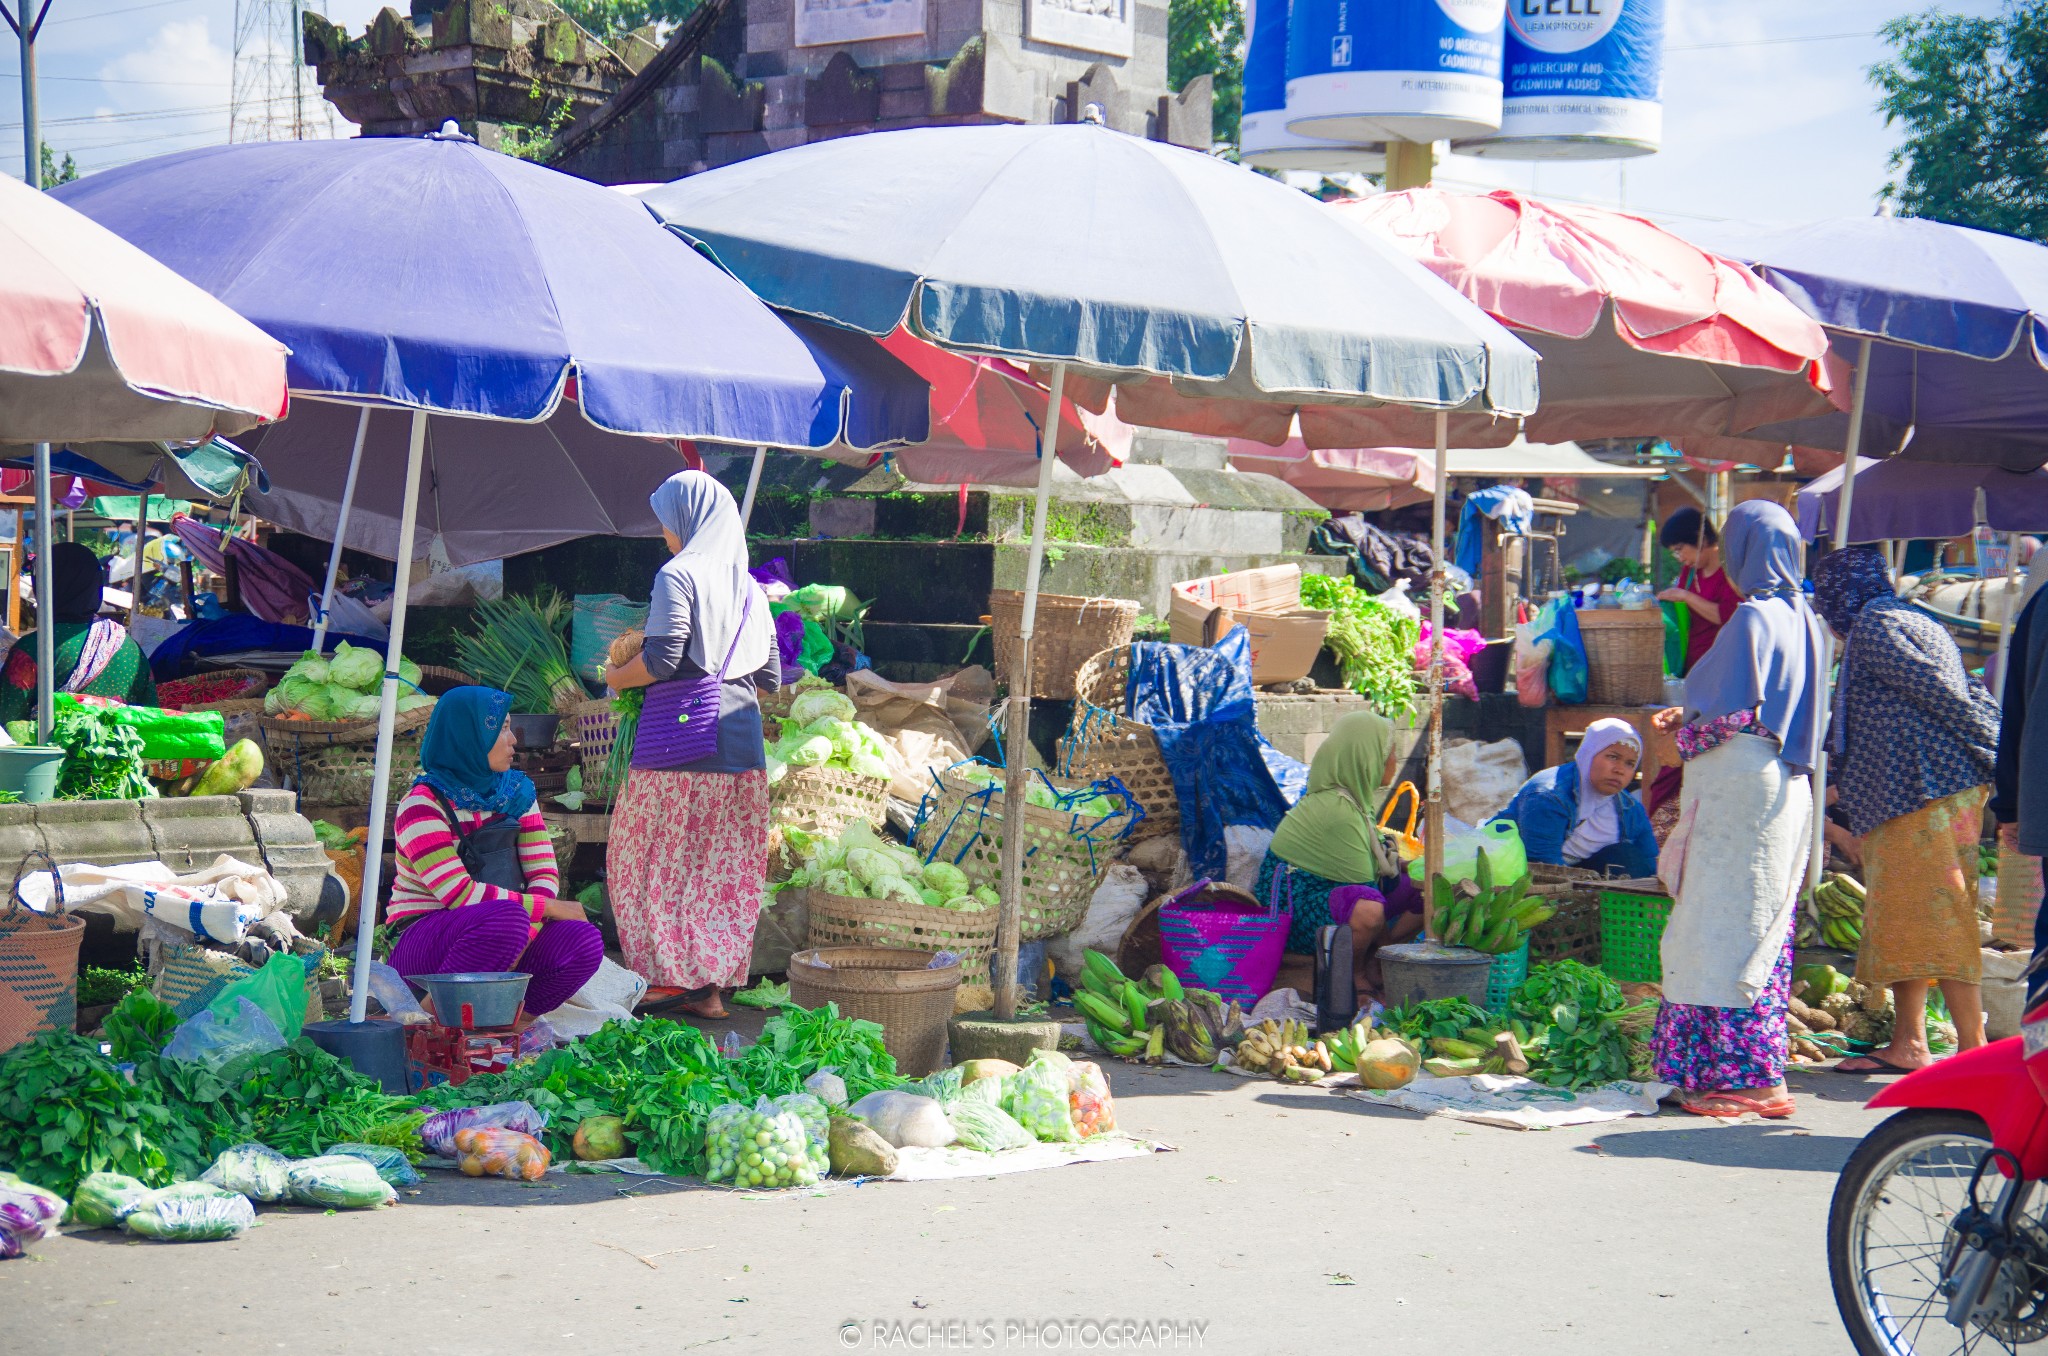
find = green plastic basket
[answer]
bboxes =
[1484,939,1530,1012]
[1600,889,1675,984]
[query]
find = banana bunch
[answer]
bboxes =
[1323,1020,1379,1073]
[1073,949,1242,1063]
[1422,1030,1529,1078]
[1431,859,1554,955]
[1798,872,1866,951]
[1233,1017,1330,1083]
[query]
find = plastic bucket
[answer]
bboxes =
[0,745,65,803]
[1378,941,1491,1011]
[303,1017,411,1093]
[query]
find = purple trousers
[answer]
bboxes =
[388,899,604,1016]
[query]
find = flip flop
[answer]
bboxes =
[1832,1054,1922,1075]
[1679,1092,1797,1119]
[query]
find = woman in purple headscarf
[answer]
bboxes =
[603,470,780,1019]
[1648,501,1827,1119]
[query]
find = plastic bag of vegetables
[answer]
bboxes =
[202,1142,292,1203]
[771,1093,832,1178]
[1066,1060,1117,1138]
[68,1172,151,1229]
[288,1155,401,1207]
[325,1143,423,1187]
[946,1098,1036,1153]
[122,1182,255,1242]
[0,1172,67,1258]
[421,1101,548,1156]
[999,1059,1080,1143]
[703,1098,821,1189]
[451,1129,550,1183]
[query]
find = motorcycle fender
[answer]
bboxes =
[1867,1036,2048,1175]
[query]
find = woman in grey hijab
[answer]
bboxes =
[604,469,780,1019]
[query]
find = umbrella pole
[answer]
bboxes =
[994,362,1065,1023]
[739,445,766,529]
[1996,532,2023,700]
[129,498,147,630]
[1424,412,1447,933]
[32,442,52,744]
[312,406,371,652]
[1808,336,1874,894]
[347,409,428,1025]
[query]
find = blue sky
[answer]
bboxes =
[0,0,2015,226]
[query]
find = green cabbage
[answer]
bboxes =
[327,642,383,691]
[850,752,889,780]
[919,888,942,907]
[868,875,923,906]
[974,885,1000,909]
[785,736,833,767]
[846,848,896,887]
[765,755,788,786]
[818,869,858,898]
[294,685,339,721]
[397,692,435,714]
[397,655,422,688]
[921,862,969,899]
[790,689,857,727]
[287,651,332,685]
[330,688,383,723]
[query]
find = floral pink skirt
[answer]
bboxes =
[606,767,769,990]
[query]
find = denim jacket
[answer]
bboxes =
[1492,761,1657,869]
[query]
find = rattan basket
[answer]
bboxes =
[988,591,1140,702]
[256,701,435,751]
[1060,645,1179,844]
[786,945,961,1076]
[1526,862,1604,966]
[570,697,625,803]
[911,768,1139,940]
[1576,609,1665,706]
[296,737,422,808]
[774,764,889,837]
[803,888,998,992]
[158,666,270,708]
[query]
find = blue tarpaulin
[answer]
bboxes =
[1124,628,1308,881]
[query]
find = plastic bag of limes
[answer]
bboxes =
[703,1098,823,1190]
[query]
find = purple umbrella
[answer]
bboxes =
[55,127,934,1028]
[1796,457,2048,543]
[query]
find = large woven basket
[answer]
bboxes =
[1576,609,1665,706]
[988,591,1140,702]
[773,764,889,837]
[912,769,1139,940]
[571,698,621,802]
[803,888,998,999]
[1060,646,1179,845]
[0,863,82,1054]
[157,666,270,709]
[256,701,435,751]
[1526,862,1604,966]
[787,946,961,1076]
[296,737,423,809]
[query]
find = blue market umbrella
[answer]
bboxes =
[55,127,933,1028]
[643,121,1541,1016]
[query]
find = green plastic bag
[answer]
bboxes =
[55,695,226,761]
[1662,600,1690,678]
[206,951,309,1041]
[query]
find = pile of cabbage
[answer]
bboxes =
[943,761,1127,819]
[264,643,433,723]
[765,680,891,786]
[785,820,997,911]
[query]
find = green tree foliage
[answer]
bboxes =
[550,0,699,44]
[1169,0,1243,149]
[39,142,77,186]
[1870,2,2048,240]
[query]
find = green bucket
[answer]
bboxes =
[0,745,65,803]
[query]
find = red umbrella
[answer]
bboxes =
[1315,188,1842,450]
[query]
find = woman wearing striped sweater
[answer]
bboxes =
[386,686,602,1017]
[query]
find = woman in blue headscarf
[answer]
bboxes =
[604,470,780,1019]
[1647,501,1827,1118]
[386,687,603,1017]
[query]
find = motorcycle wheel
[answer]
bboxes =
[1827,1107,2041,1355]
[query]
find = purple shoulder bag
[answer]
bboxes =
[630,591,753,770]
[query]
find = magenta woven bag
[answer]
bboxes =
[631,593,753,770]
[1156,878,1289,1007]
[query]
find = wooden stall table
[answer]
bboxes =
[1544,704,1674,797]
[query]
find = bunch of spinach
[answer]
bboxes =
[52,709,154,800]
[0,1032,174,1196]
[104,988,179,1060]
[1300,573,1421,718]
[1381,996,1494,1044]
[1509,961,1653,1090]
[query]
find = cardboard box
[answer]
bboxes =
[1169,565,1330,686]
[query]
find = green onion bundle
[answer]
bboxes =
[454,590,587,714]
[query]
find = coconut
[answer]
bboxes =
[1356,1039,1421,1091]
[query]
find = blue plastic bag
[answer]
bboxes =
[1533,599,1588,705]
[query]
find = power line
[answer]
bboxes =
[1667,31,1872,53]
[0,93,298,132]
[0,73,226,85]
[47,0,202,25]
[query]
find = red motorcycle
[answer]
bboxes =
[1829,985,2048,1354]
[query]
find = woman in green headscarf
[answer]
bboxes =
[0,543,155,726]
[1257,711,1423,986]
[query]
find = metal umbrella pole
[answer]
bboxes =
[1423,411,1447,929]
[993,363,1066,1022]
[32,440,53,743]
[1807,335,1874,892]
[1995,531,2023,701]
[347,409,429,1024]
[311,406,372,651]
[739,445,767,528]
[129,497,147,629]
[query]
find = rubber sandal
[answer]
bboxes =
[1831,1054,1922,1075]
[1679,1092,1796,1119]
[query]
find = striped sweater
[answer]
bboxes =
[387,784,561,931]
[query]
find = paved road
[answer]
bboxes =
[11,1061,1884,1356]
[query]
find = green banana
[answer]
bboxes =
[1157,967,1185,1002]
[1122,982,1149,1031]
[1076,990,1131,1036]
[1082,949,1126,992]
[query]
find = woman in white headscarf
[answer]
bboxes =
[1491,718,1659,878]
[604,470,780,1019]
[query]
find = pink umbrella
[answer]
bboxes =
[1227,442,1431,512]
[0,174,287,446]
[1315,188,1841,449]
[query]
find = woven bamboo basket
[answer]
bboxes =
[1060,645,1179,844]
[1526,862,1605,966]
[256,701,435,751]
[988,591,1141,702]
[571,698,621,802]
[803,888,998,992]
[787,945,961,1076]
[296,737,423,808]
[414,664,480,696]
[774,764,889,837]
[759,685,799,724]
[911,769,1139,940]
[157,666,271,709]
[1575,609,1665,706]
